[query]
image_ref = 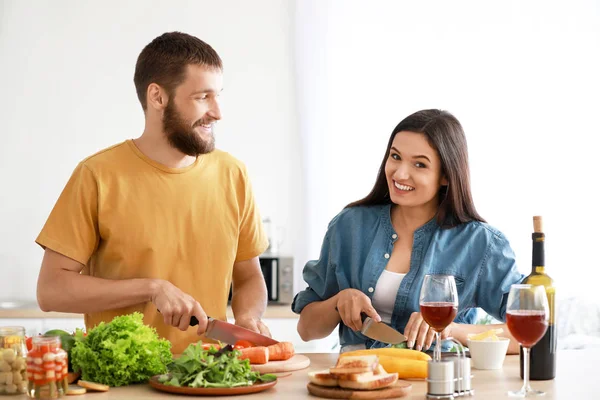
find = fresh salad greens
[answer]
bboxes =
[158,342,277,388]
[71,312,172,386]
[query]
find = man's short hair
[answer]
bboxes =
[134,32,222,110]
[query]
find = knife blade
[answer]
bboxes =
[360,317,407,345]
[157,310,278,347]
[187,316,279,347]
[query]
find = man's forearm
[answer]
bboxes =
[230,275,267,320]
[37,268,158,314]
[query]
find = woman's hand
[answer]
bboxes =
[335,289,381,331]
[403,312,452,351]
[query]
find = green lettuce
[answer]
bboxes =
[71,312,172,386]
[158,343,276,388]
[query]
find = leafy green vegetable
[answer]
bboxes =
[71,312,172,386]
[392,342,408,349]
[158,342,276,388]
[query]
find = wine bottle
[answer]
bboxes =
[520,216,556,380]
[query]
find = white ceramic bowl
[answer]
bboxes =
[467,338,510,370]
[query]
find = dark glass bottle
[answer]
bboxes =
[520,216,556,380]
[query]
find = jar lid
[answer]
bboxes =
[0,326,26,336]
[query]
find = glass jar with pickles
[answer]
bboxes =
[26,336,68,399]
[0,326,28,395]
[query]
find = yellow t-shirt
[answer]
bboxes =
[36,140,268,353]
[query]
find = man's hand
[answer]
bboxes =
[403,311,452,351]
[235,316,271,337]
[151,280,208,335]
[235,315,272,337]
[336,288,381,332]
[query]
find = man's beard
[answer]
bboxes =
[163,101,215,156]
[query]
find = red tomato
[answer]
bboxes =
[201,343,220,351]
[25,336,33,352]
[234,340,254,349]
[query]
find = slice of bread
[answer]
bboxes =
[374,364,387,375]
[65,385,86,395]
[77,380,109,392]
[329,355,379,375]
[338,371,398,390]
[308,369,338,387]
[330,371,374,381]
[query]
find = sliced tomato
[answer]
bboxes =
[201,343,220,351]
[234,340,254,349]
[25,336,33,352]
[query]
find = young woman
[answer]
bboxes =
[293,109,523,354]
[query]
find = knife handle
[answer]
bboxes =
[157,309,205,327]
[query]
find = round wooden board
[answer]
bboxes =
[148,376,277,396]
[306,381,412,399]
[251,354,311,374]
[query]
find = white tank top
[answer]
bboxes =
[371,269,406,324]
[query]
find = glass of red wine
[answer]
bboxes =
[419,274,458,362]
[505,284,549,397]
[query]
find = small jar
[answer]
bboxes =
[26,336,68,399]
[0,326,29,395]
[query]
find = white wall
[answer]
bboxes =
[2,0,599,308]
[0,0,301,301]
[294,0,600,299]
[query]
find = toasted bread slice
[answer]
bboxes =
[65,385,87,395]
[77,380,109,392]
[308,369,338,387]
[329,355,379,375]
[330,371,374,381]
[374,364,387,375]
[338,372,398,390]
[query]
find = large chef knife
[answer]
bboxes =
[189,316,279,347]
[360,317,408,345]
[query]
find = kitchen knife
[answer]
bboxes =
[190,316,279,347]
[156,310,278,347]
[360,316,408,345]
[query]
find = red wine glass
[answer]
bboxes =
[506,284,549,397]
[419,274,458,362]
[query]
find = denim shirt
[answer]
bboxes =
[292,204,525,350]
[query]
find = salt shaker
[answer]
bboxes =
[426,359,455,399]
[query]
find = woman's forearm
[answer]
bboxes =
[297,295,341,341]
[451,323,520,354]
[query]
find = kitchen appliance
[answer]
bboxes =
[229,256,294,304]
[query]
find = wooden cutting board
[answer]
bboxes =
[251,354,311,374]
[306,381,412,399]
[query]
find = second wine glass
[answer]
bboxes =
[419,274,458,362]
[505,284,549,397]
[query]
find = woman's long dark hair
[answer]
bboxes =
[346,109,484,228]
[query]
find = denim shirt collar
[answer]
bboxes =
[379,203,440,239]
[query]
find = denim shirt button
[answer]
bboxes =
[384,253,390,259]
[392,234,397,239]
[368,287,374,293]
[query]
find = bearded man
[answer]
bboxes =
[35,32,270,353]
